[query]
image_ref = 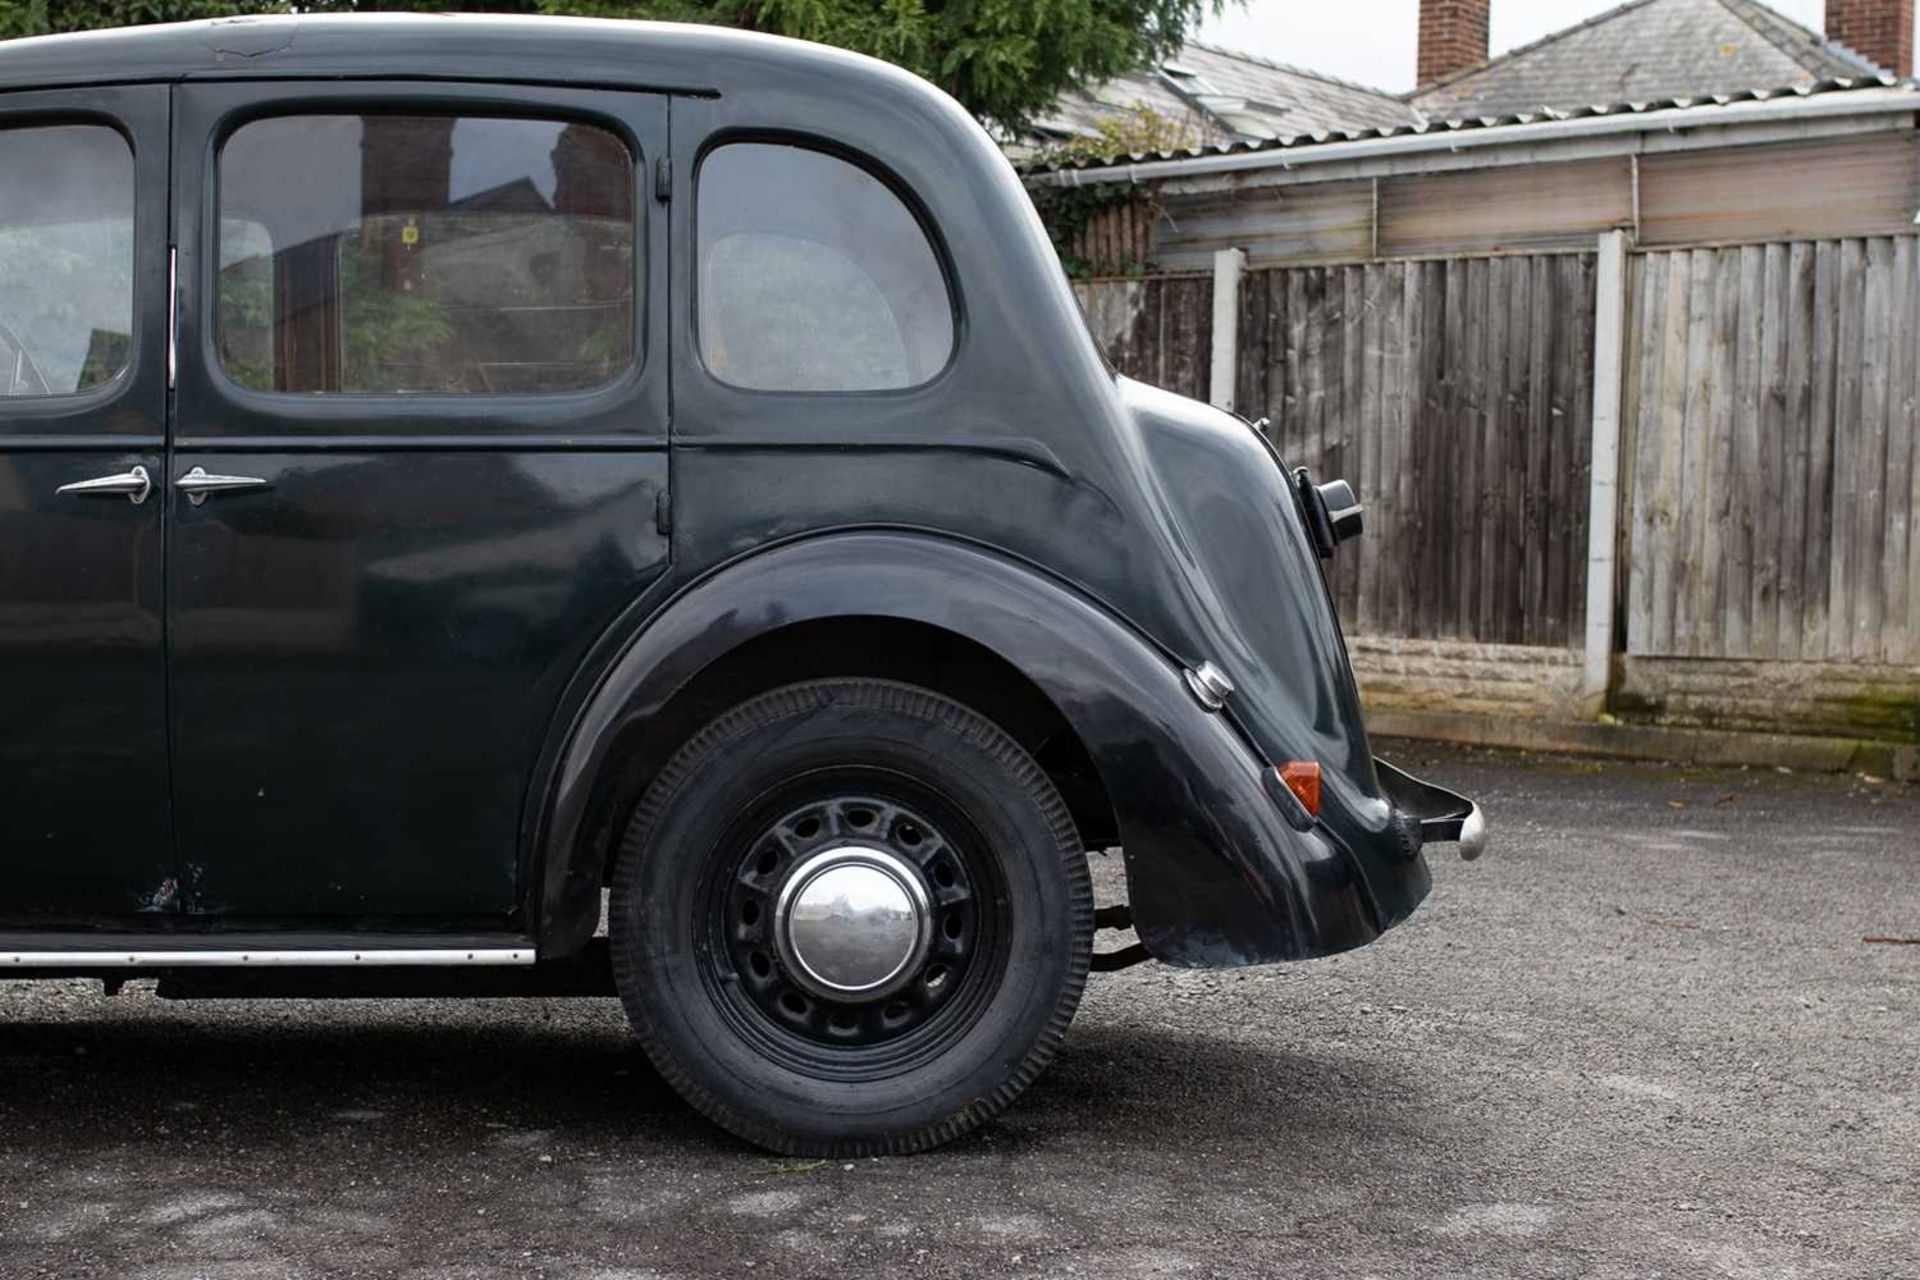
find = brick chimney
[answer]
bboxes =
[1827,0,1913,77]
[1418,0,1492,85]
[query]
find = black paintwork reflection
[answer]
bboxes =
[169,451,667,918]
[0,452,173,919]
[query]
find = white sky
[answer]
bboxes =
[1199,0,1837,91]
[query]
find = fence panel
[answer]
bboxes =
[1237,254,1596,647]
[1070,275,1212,400]
[1624,239,1920,663]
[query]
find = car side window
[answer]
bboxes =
[216,113,636,395]
[0,124,134,398]
[697,142,953,392]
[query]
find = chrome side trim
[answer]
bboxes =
[166,245,177,392]
[1,948,535,969]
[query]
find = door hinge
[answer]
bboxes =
[166,245,177,391]
[654,488,672,535]
[654,157,671,204]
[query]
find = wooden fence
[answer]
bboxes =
[1237,255,1597,647]
[1625,239,1920,665]
[1069,275,1211,401]
[1073,236,1920,672]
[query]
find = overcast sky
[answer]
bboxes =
[1199,0,1839,91]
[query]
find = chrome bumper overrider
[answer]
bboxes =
[1374,758,1489,862]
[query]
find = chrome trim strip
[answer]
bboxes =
[166,245,176,392]
[1,948,535,969]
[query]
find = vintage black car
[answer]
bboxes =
[0,14,1483,1155]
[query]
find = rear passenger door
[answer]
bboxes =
[0,88,176,922]
[167,83,670,923]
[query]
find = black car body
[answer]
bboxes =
[0,15,1482,1153]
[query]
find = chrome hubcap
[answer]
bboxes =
[773,846,932,1001]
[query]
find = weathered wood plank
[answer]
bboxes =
[1416,259,1450,638]
[1776,241,1816,662]
[1337,265,1366,622]
[1525,256,1554,643]
[1751,242,1790,659]
[1649,249,1693,654]
[1883,236,1915,664]
[1725,246,1763,658]
[1390,261,1423,635]
[1804,241,1840,658]
[1626,251,1664,655]
[1568,252,1597,648]
[1466,257,1497,640]
[1358,262,1389,633]
[1908,240,1920,660]
[1438,256,1469,637]
[1675,249,1716,657]
[1236,268,1270,425]
[1855,238,1893,662]
[1699,248,1738,659]
[1828,239,1867,659]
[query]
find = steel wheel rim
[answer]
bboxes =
[699,771,1006,1079]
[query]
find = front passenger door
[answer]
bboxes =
[0,88,176,923]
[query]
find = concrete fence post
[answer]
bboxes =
[1582,230,1630,716]
[1208,248,1246,412]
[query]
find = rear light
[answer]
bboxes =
[1276,762,1321,817]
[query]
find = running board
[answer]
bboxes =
[4,948,534,968]
[0,936,617,999]
[1,934,534,970]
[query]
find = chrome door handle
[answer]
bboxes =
[175,466,269,506]
[57,465,152,505]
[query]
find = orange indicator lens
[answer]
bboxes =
[1277,762,1321,817]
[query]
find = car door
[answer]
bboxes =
[167,82,669,924]
[0,87,177,923]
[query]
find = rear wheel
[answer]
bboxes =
[608,678,1093,1155]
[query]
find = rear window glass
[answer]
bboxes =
[0,124,134,398]
[697,143,953,392]
[216,113,636,395]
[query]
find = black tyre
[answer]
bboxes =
[609,678,1093,1155]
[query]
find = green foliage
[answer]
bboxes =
[336,236,455,393]
[0,0,1218,131]
[1026,102,1191,277]
[1038,99,1197,166]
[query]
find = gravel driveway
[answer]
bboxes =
[3,748,1916,1280]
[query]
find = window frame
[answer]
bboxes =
[690,130,963,399]
[173,80,669,445]
[0,111,141,416]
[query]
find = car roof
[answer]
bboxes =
[0,13,912,99]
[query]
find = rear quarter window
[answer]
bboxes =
[697,142,953,392]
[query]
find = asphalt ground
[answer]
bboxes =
[2,747,1916,1279]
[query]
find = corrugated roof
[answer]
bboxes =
[1022,75,1914,175]
[1029,41,1416,146]
[1411,0,1880,118]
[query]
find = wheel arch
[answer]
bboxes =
[534,530,1377,966]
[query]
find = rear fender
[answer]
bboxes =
[536,531,1383,966]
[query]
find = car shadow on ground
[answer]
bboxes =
[0,991,1444,1170]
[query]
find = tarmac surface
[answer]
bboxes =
[2,747,1916,1279]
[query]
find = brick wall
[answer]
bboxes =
[1827,0,1914,75]
[1417,0,1492,86]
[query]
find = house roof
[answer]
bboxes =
[1022,75,1915,177]
[1029,42,1417,147]
[1411,0,1883,117]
